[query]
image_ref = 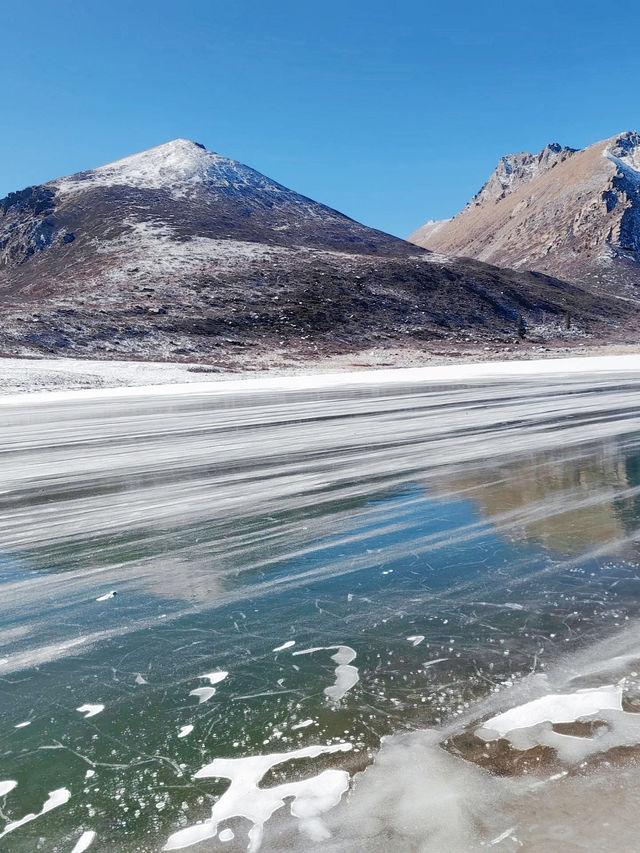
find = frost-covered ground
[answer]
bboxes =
[2,347,640,396]
[0,356,221,394]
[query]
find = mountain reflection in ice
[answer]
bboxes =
[1,372,640,850]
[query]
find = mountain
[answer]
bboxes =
[0,139,629,365]
[409,131,640,300]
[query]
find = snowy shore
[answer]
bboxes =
[1,349,640,403]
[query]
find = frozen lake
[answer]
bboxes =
[2,362,640,850]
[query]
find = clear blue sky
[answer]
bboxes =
[1,0,638,237]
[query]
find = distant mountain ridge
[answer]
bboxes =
[409,131,640,299]
[0,139,629,364]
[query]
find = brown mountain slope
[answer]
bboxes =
[409,131,640,299]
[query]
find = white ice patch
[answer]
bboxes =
[71,830,96,852]
[478,683,640,764]
[219,828,235,842]
[0,781,17,797]
[14,721,30,729]
[163,742,352,851]
[96,591,116,601]
[273,641,296,652]
[200,671,228,685]
[190,687,216,704]
[407,635,425,646]
[477,685,622,738]
[178,725,194,739]
[0,787,70,840]
[292,646,359,704]
[76,704,104,719]
[85,769,95,779]
[291,720,315,730]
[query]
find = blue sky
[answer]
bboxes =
[1,0,638,237]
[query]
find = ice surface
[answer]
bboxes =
[3,359,640,849]
[291,719,315,730]
[177,725,194,738]
[422,657,449,668]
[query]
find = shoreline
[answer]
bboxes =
[1,345,640,403]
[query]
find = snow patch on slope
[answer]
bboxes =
[604,131,640,183]
[95,217,296,279]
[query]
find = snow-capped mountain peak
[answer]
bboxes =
[51,138,284,198]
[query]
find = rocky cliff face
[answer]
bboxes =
[468,142,577,207]
[0,139,629,363]
[409,131,640,299]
